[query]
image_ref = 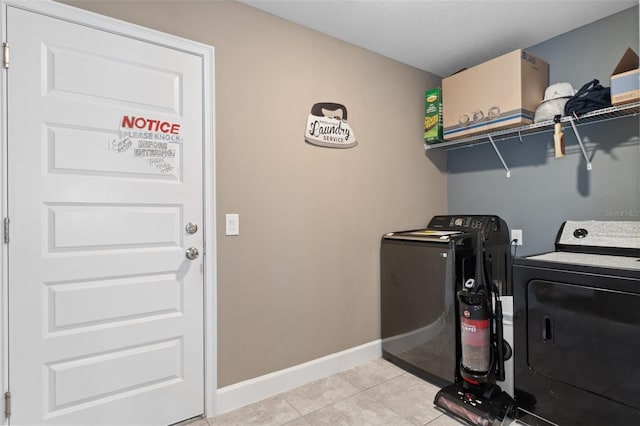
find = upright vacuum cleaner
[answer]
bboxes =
[434,234,514,426]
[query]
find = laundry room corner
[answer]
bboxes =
[447,6,640,255]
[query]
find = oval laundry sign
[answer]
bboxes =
[305,102,357,148]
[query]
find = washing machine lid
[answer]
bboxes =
[383,229,464,243]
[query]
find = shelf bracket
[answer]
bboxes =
[488,135,511,177]
[567,117,593,171]
[517,129,524,144]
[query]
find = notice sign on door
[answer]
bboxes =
[110,115,182,176]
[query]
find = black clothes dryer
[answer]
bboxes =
[380,215,511,386]
[513,220,640,426]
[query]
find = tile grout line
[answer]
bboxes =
[286,370,416,425]
[364,372,457,426]
[276,369,376,421]
[362,380,427,426]
[209,360,448,426]
[282,386,362,419]
[278,395,306,426]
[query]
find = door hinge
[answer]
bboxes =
[4,217,9,244]
[4,391,10,418]
[3,218,9,244]
[2,42,9,69]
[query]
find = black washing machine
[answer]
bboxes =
[380,215,511,386]
[513,220,640,425]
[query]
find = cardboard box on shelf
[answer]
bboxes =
[424,87,443,143]
[442,49,548,140]
[611,48,639,106]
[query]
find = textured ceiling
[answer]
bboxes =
[240,0,638,77]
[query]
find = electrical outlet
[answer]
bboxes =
[511,229,523,246]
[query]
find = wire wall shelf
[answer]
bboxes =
[424,101,639,177]
[425,101,639,150]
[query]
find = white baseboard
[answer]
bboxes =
[215,339,382,415]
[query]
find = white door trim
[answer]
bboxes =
[0,0,217,420]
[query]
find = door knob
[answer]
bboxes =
[185,222,198,234]
[185,247,199,260]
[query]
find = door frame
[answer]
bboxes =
[0,0,217,421]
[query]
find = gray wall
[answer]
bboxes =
[447,6,639,256]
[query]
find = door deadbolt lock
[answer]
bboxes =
[185,222,198,234]
[185,247,199,260]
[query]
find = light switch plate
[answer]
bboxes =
[226,214,239,236]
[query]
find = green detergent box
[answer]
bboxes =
[424,88,443,143]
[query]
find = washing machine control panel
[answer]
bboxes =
[428,215,492,232]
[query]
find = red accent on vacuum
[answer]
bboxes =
[460,311,491,373]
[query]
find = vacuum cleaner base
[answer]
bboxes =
[434,384,514,426]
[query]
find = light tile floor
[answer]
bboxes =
[191,358,470,426]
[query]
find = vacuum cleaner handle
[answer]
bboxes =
[480,239,507,383]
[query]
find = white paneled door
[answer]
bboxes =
[6,5,205,425]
